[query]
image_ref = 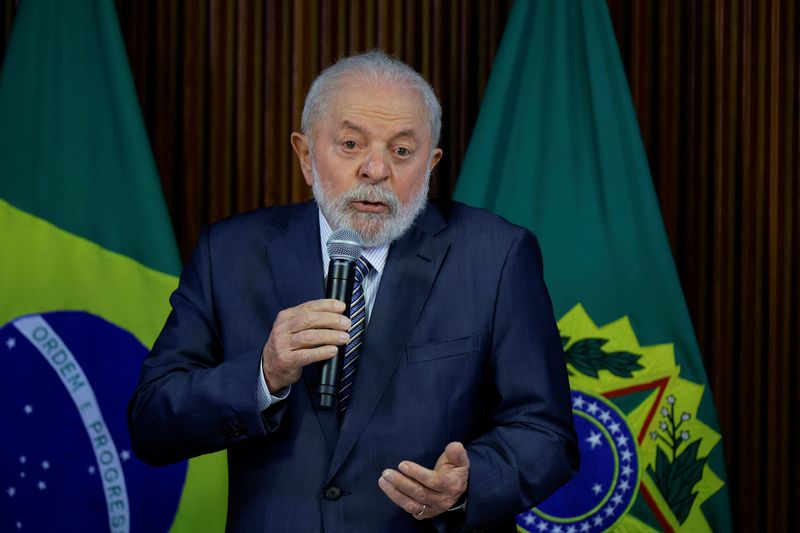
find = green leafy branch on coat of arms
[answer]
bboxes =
[647,394,708,524]
[561,336,644,378]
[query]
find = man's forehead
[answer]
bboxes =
[321,81,429,135]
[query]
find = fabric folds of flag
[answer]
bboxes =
[454,1,733,531]
[0,1,225,532]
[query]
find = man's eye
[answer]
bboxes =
[395,147,410,157]
[342,140,358,150]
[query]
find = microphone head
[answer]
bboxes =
[326,228,364,261]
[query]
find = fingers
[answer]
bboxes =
[301,298,348,313]
[397,461,437,488]
[379,467,449,519]
[378,473,433,520]
[262,299,351,392]
[274,301,350,349]
[290,327,350,350]
[274,300,351,352]
[379,442,470,519]
[280,299,351,334]
[384,467,440,502]
[290,345,339,366]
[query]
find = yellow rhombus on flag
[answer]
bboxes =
[0,1,227,531]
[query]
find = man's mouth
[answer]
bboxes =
[351,200,388,214]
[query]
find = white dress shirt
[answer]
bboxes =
[256,210,390,410]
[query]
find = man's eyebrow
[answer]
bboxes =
[339,120,366,134]
[339,121,419,142]
[390,129,418,142]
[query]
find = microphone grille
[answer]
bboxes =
[326,228,364,261]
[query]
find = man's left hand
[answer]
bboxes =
[378,441,469,520]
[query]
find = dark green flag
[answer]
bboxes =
[0,1,225,531]
[454,1,732,531]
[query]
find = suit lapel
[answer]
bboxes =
[263,202,339,450]
[263,202,325,308]
[326,203,450,481]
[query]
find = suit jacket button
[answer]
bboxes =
[231,420,246,436]
[324,486,341,501]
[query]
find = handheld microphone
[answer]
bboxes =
[319,228,364,409]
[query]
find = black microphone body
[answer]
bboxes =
[318,228,363,410]
[318,258,356,409]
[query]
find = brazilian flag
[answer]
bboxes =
[454,1,733,532]
[0,1,225,531]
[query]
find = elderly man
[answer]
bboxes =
[129,50,578,532]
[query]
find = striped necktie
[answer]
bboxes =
[338,257,371,417]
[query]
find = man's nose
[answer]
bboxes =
[359,149,390,182]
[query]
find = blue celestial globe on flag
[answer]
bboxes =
[1,311,186,533]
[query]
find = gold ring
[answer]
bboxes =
[415,504,427,517]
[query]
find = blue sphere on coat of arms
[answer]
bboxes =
[518,390,640,533]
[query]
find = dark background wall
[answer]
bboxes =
[1,1,797,531]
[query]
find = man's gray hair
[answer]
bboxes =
[301,50,442,147]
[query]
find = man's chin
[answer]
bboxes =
[348,217,388,245]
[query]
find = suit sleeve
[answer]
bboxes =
[460,229,580,529]
[127,227,281,466]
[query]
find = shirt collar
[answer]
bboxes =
[318,210,389,275]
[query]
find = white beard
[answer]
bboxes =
[310,155,431,248]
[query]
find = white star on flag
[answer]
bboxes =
[586,402,599,415]
[619,480,630,492]
[536,522,548,532]
[608,421,621,434]
[585,431,603,450]
[621,449,633,462]
[19,472,25,478]
[598,410,611,423]
[552,525,563,533]
[604,505,615,517]
[593,515,604,526]
[566,526,577,533]
[5,337,16,349]
[572,395,585,409]
[591,482,603,495]
[615,434,629,448]
[7,486,15,497]
[23,405,33,415]
[16,521,22,529]
[612,493,623,505]
[622,465,633,477]
[37,481,46,491]
[41,460,50,470]
[523,514,535,525]
[580,523,590,532]
[18,456,26,464]
[120,450,131,461]
[88,465,96,475]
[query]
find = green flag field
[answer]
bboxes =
[454,1,733,531]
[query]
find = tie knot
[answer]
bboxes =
[355,257,371,282]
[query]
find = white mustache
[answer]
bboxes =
[338,184,400,213]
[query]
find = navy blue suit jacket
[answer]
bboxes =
[129,200,578,532]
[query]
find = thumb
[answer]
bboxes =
[443,441,469,468]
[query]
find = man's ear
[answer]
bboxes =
[429,148,443,171]
[291,132,314,186]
